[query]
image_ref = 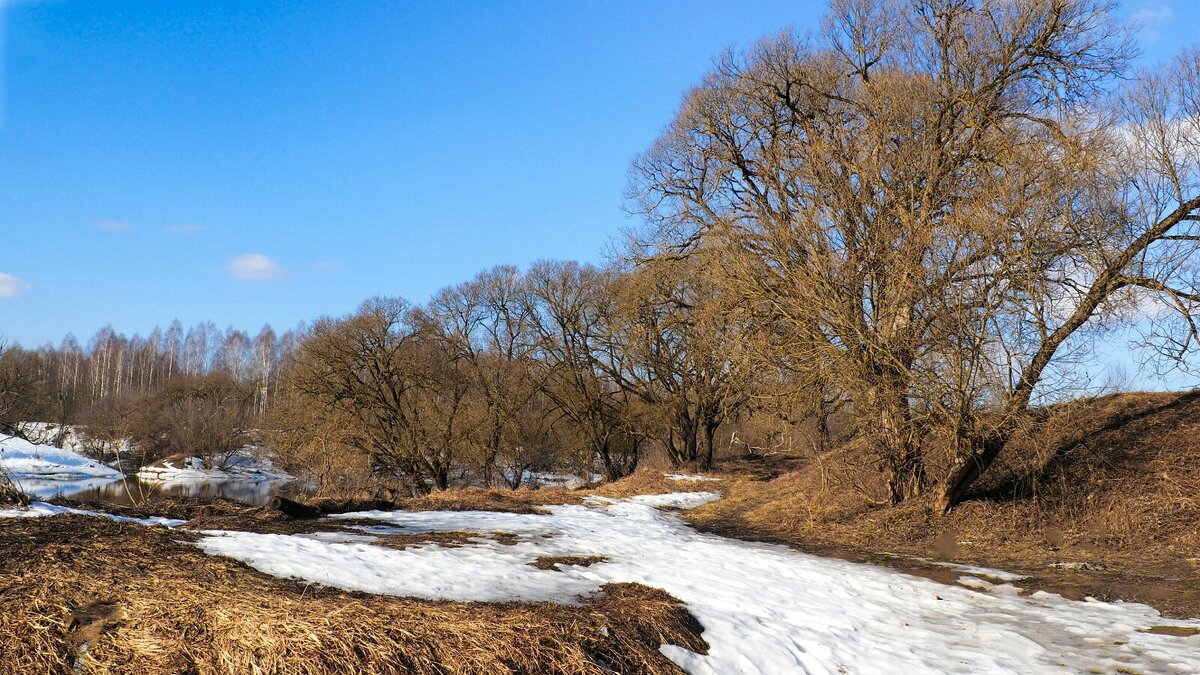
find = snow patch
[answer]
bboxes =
[136,448,289,483]
[664,473,720,482]
[0,435,122,480]
[0,500,185,527]
[192,492,1200,674]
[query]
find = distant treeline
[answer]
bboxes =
[0,321,300,431]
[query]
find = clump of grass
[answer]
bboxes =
[530,556,609,571]
[0,474,28,507]
[0,515,706,675]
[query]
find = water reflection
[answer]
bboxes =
[15,475,290,507]
[10,475,128,501]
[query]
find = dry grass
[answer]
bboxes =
[0,475,28,507]
[0,515,706,675]
[530,556,609,571]
[393,486,586,513]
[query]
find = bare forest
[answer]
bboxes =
[4,0,1199,511]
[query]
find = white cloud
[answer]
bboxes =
[96,218,132,233]
[226,253,286,281]
[163,223,205,235]
[0,272,29,299]
[1130,2,1174,43]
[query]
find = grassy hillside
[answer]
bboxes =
[680,391,1200,617]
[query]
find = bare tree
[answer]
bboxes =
[629,0,1140,502]
[423,266,543,486]
[526,261,645,481]
[281,298,473,494]
[607,255,752,468]
[0,342,37,437]
[936,49,1200,510]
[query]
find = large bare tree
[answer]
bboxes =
[628,0,1200,505]
[423,265,544,487]
[607,256,752,468]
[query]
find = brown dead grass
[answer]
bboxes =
[0,514,706,675]
[0,477,28,507]
[678,391,1200,618]
[530,556,610,571]
[393,486,586,513]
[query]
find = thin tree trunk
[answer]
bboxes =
[877,387,926,503]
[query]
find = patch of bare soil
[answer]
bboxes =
[0,514,706,675]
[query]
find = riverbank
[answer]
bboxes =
[4,485,1198,674]
[1,436,291,504]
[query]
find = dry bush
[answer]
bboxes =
[0,474,29,507]
[0,515,706,675]
[266,401,380,500]
[78,373,255,468]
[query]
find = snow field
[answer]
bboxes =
[195,492,1200,674]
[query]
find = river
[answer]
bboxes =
[11,474,293,507]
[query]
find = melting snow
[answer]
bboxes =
[136,449,289,483]
[194,492,1200,674]
[0,500,185,527]
[0,435,122,480]
[664,473,721,482]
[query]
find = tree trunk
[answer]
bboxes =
[886,445,926,503]
[702,420,718,470]
[598,441,621,483]
[937,431,1006,512]
[877,391,925,503]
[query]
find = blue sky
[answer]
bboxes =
[0,0,1196,363]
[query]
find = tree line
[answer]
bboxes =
[269,259,755,496]
[0,321,299,462]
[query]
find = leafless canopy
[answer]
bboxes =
[628,0,1200,507]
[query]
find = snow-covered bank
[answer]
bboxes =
[196,492,1200,674]
[0,500,185,527]
[136,449,289,483]
[0,435,122,480]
